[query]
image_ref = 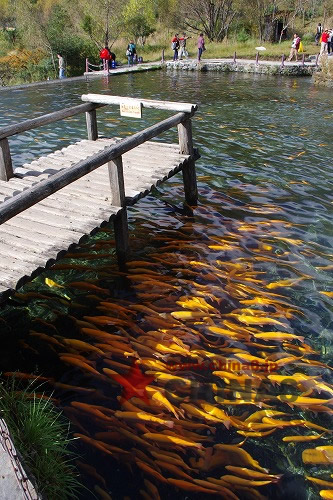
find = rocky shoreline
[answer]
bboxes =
[166,58,318,76]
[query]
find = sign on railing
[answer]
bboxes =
[120,101,142,118]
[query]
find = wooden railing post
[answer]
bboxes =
[85,58,89,73]
[108,156,129,264]
[178,117,198,206]
[86,109,98,140]
[0,138,14,181]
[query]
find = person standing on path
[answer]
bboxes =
[178,33,191,60]
[197,33,205,62]
[320,29,329,55]
[171,34,180,61]
[328,29,333,54]
[315,23,323,45]
[287,34,300,62]
[126,41,136,66]
[57,53,65,79]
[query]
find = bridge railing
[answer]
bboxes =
[0,95,199,261]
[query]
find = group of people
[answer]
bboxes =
[100,42,142,68]
[287,25,333,62]
[318,27,333,55]
[99,46,117,69]
[171,33,205,62]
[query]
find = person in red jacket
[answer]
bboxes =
[100,46,112,69]
[320,29,329,55]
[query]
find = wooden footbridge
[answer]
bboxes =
[0,95,199,300]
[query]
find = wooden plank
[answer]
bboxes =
[86,109,98,141]
[82,94,198,114]
[0,103,105,140]
[108,156,129,263]
[0,111,187,225]
[0,138,14,181]
[178,119,198,206]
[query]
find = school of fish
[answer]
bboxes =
[4,212,333,500]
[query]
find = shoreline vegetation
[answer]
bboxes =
[0,378,81,499]
[0,0,332,87]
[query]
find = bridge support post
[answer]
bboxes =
[0,138,13,181]
[86,109,98,140]
[108,155,129,264]
[178,117,198,206]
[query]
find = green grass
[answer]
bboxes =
[0,378,82,499]
[112,36,320,65]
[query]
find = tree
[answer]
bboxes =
[65,0,124,49]
[123,0,156,45]
[181,0,237,42]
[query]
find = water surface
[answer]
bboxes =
[0,71,332,500]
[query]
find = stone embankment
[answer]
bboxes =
[0,419,39,499]
[166,58,318,76]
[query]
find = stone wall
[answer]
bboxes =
[166,60,317,77]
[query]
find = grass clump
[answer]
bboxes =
[0,379,81,499]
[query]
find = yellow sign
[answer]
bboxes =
[120,101,142,118]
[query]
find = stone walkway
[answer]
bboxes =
[0,419,39,500]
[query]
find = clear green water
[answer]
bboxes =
[0,71,332,500]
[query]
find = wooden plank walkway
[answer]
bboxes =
[0,138,190,295]
[0,95,199,300]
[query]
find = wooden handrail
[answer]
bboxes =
[0,102,105,140]
[0,111,190,225]
[81,94,198,114]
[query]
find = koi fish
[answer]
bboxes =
[155,460,193,481]
[76,461,107,488]
[150,451,191,471]
[45,278,64,288]
[283,434,324,442]
[213,444,268,473]
[62,339,103,354]
[143,432,203,449]
[320,491,333,499]
[254,332,304,342]
[302,449,332,464]
[166,478,234,497]
[59,356,100,376]
[114,411,174,428]
[94,485,112,500]
[135,460,168,483]
[266,277,305,289]
[74,433,113,456]
[225,466,281,481]
[276,395,333,407]
[146,387,183,419]
[68,282,110,294]
[143,479,161,500]
[220,474,273,487]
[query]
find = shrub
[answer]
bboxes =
[313,56,333,87]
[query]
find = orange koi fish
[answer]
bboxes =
[225,466,281,481]
[143,432,203,449]
[59,356,100,376]
[68,282,110,294]
[213,444,268,473]
[283,434,324,442]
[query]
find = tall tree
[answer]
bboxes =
[65,0,123,49]
[181,0,237,42]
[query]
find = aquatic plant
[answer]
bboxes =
[0,379,81,499]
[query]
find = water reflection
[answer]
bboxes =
[0,72,332,500]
